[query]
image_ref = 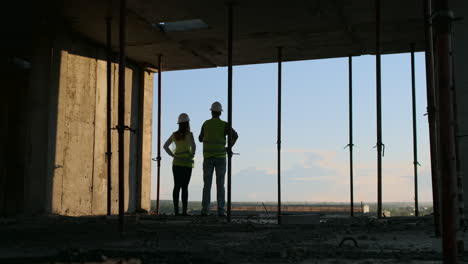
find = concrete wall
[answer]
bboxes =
[2,22,154,217]
[46,31,153,216]
[23,32,56,216]
[453,0,468,217]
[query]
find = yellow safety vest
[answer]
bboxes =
[172,133,194,168]
[203,118,227,158]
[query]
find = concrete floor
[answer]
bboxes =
[0,214,467,264]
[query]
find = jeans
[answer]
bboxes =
[172,165,192,214]
[201,157,226,214]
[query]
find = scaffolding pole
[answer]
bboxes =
[156,54,162,215]
[410,44,419,217]
[348,55,354,217]
[106,16,112,216]
[117,0,126,234]
[375,0,383,219]
[423,0,441,237]
[277,47,282,224]
[227,2,233,223]
[433,0,458,262]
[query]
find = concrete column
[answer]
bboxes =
[125,66,140,213]
[136,71,154,211]
[2,59,30,216]
[452,0,468,219]
[24,32,54,215]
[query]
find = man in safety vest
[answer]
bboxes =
[199,102,238,216]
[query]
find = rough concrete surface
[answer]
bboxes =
[46,35,153,216]
[1,215,467,264]
[138,72,154,211]
[61,0,427,71]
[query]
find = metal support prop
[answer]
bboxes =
[118,0,126,234]
[423,0,441,237]
[277,47,282,224]
[411,44,419,217]
[348,56,354,217]
[227,3,233,223]
[433,0,458,262]
[106,16,113,216]
[375,0,383,219]
[156,54,162,215]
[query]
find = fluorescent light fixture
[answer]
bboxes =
[153,19,208,32]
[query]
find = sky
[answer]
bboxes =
[151,53,433,204]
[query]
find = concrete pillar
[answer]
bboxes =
[23,32,54,215]
[2,58,30,216]
[136,71,154,211]
[125,66,139,213]
[452,0,468,219]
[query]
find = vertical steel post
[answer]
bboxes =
[106,16,113,216]
[156,54,162,215]
[375,0,383,219]
[348,55,354,217]
[227,3,233,223]
[277,47,282,224]
[118,0,126,234]
[423,0,441,237]
[433,0,458,262]
[411,44,419,217]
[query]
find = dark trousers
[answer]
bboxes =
[172,165,192,214]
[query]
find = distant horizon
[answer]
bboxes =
[151,199,433,205]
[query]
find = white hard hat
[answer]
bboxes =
[210,102,223,112]
[177,113,190,124]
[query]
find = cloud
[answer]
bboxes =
[255,167,277,175]
[231,149,433,203]
[152,147,434,203]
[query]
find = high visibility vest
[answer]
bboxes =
[172,133,194,168]
[202,118,227,158]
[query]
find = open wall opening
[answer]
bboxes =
[150,53,433,217]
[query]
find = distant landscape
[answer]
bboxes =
[151,200,433,217]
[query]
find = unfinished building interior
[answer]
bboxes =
[2,0,468,263]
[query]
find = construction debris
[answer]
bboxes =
[1,214,466,263]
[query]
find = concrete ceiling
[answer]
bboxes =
[62,0,425,71]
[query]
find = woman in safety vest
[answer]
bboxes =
[163,113,196,216]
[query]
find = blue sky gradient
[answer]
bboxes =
[151,53,432,203]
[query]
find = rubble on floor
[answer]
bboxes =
[0,214,466,263]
